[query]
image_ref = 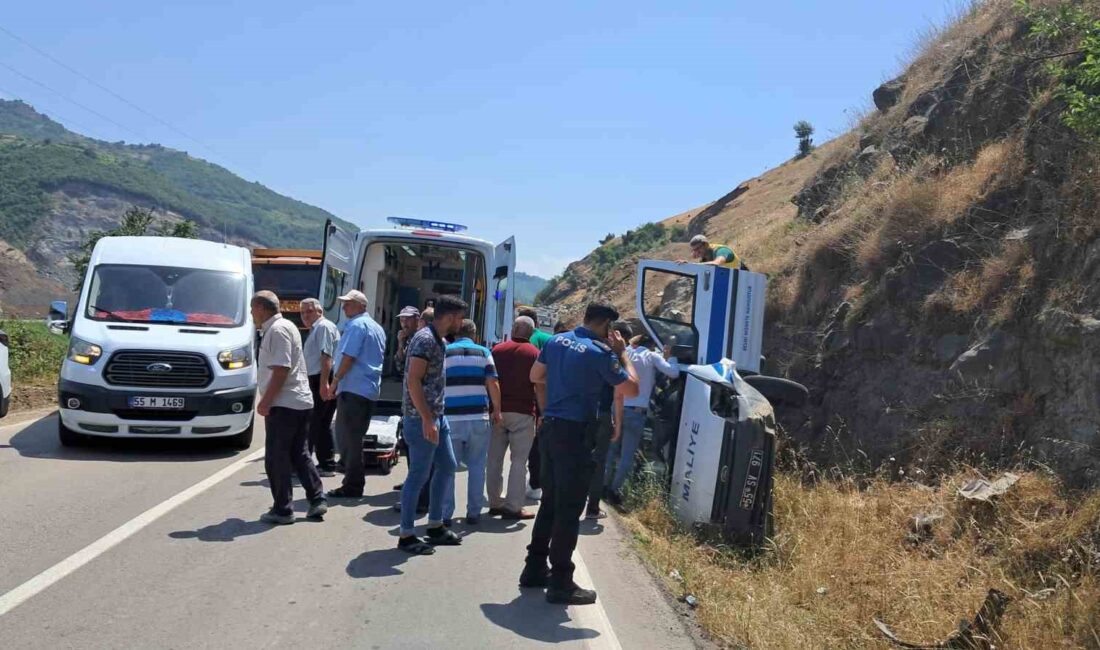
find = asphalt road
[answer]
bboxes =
[0,411,705,649]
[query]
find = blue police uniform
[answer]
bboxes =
[524,326,629,594]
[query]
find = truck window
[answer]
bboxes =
[640,268,699,358]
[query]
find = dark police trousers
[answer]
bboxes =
[525,417,598,589]
[587,413,614,513]
[307,373,338,470]
[265,406,324,516]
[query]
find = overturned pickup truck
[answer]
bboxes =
[634,261,807,548]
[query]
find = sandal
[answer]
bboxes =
[426,526,463,546]
[398,536,436,555]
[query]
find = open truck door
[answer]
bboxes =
[484,236,516,346]
[636,260,776,549]
[319,219,358,326]
[635,260,765,370]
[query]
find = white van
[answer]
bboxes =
[320,217,516,409]
[57,236,257,448]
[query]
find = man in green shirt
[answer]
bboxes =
[679,234,744,269]
[518,307,552,349]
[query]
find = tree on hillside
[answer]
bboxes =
[794,120,815,158]
[68,206,199,290]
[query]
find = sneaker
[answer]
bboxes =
[466,515,481,526]
[260,511,294,525]
[547,585,598,605]
[488,507,505,516]
[307,500,328,519]
[519,564,551,588]
[318,469,337,478]
[326,487,363,499]
[585,509,607,520]
[526,487,543,501]
[607,491,623,507]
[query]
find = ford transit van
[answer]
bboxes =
[57,236,257,448]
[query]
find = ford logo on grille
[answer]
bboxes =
[147,362,173,374]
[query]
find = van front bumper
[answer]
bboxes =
[58,379,254,438]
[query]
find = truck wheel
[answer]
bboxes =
[58,420,85,447]
[228,420,254,450]
[742,375,809,408]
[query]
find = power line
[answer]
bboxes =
[0,22,218,156]
[0,59,148,141]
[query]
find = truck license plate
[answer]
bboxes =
[128,396,186,410]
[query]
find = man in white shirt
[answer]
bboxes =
[605,334,680,500]
[253,291,328,525]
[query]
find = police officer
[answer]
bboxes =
[520,302,640,605]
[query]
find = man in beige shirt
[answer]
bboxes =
[253,290,328,525]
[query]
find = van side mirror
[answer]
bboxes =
[47,300,70,335]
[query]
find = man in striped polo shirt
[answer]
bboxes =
[442,318,502,525]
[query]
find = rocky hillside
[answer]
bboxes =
[0,100,354,310]
[540,0,1100,486]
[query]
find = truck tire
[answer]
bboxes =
[228,420,254,450]
[58,420,86,447]
[742,375,808,408]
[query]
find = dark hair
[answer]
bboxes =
[552,320,569,334]
[584,302,619,324]
[612,321,633,339]
[434,294,468,318]
[517,307,538,320]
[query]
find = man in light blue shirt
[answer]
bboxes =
[605,335,680,499]
[326,290,386,498]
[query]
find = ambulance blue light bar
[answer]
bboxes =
[387,217,468,233]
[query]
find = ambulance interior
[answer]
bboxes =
[359,240,488,403]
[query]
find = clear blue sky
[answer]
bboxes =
[1,1,956,278]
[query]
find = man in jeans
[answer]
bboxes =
[488,316,539,520]
[324,290,386,499]
[252,291,327,525]
[397,295,467,555]
[521,303,640,605]
[606,334,680,502]
[301,298,340,477]
[442,319,501,525]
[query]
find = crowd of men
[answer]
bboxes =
[251,289,682,606]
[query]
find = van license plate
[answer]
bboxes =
[128,396,185,409]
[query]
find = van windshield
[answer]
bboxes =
[84,264,247,327]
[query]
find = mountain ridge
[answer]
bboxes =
[0,99,355,310]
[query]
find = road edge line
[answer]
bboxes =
[572,549,624,650]
[0,446,266,617]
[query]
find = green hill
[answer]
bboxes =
[514,271,549,305]
[0,99,353,264]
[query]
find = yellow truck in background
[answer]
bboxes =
[251,248,322,335]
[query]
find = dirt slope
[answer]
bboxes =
[540,0,1100,486]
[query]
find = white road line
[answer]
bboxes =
[573,549,624,650]
[0,446,266,618]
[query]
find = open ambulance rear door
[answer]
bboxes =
[319,219,359,326]
[485,236,516,346]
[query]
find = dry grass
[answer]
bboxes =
[622,471,1100,649]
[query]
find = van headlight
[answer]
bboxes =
[218,345,253,370]
[68,338,103,365]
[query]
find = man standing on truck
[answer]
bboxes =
[398,295,467,555]
[252,291,327,525]
[325,290,386,499]
[678,234,744,269]
[521,303,640,605]
[301,298,340,477]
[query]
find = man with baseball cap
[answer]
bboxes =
[325,290,387,498]
[394,305,420,375]
[679,234,744,269]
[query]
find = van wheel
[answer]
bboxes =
[742,375,809,408]
[228,420,254,450]
[58,421,85,447]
